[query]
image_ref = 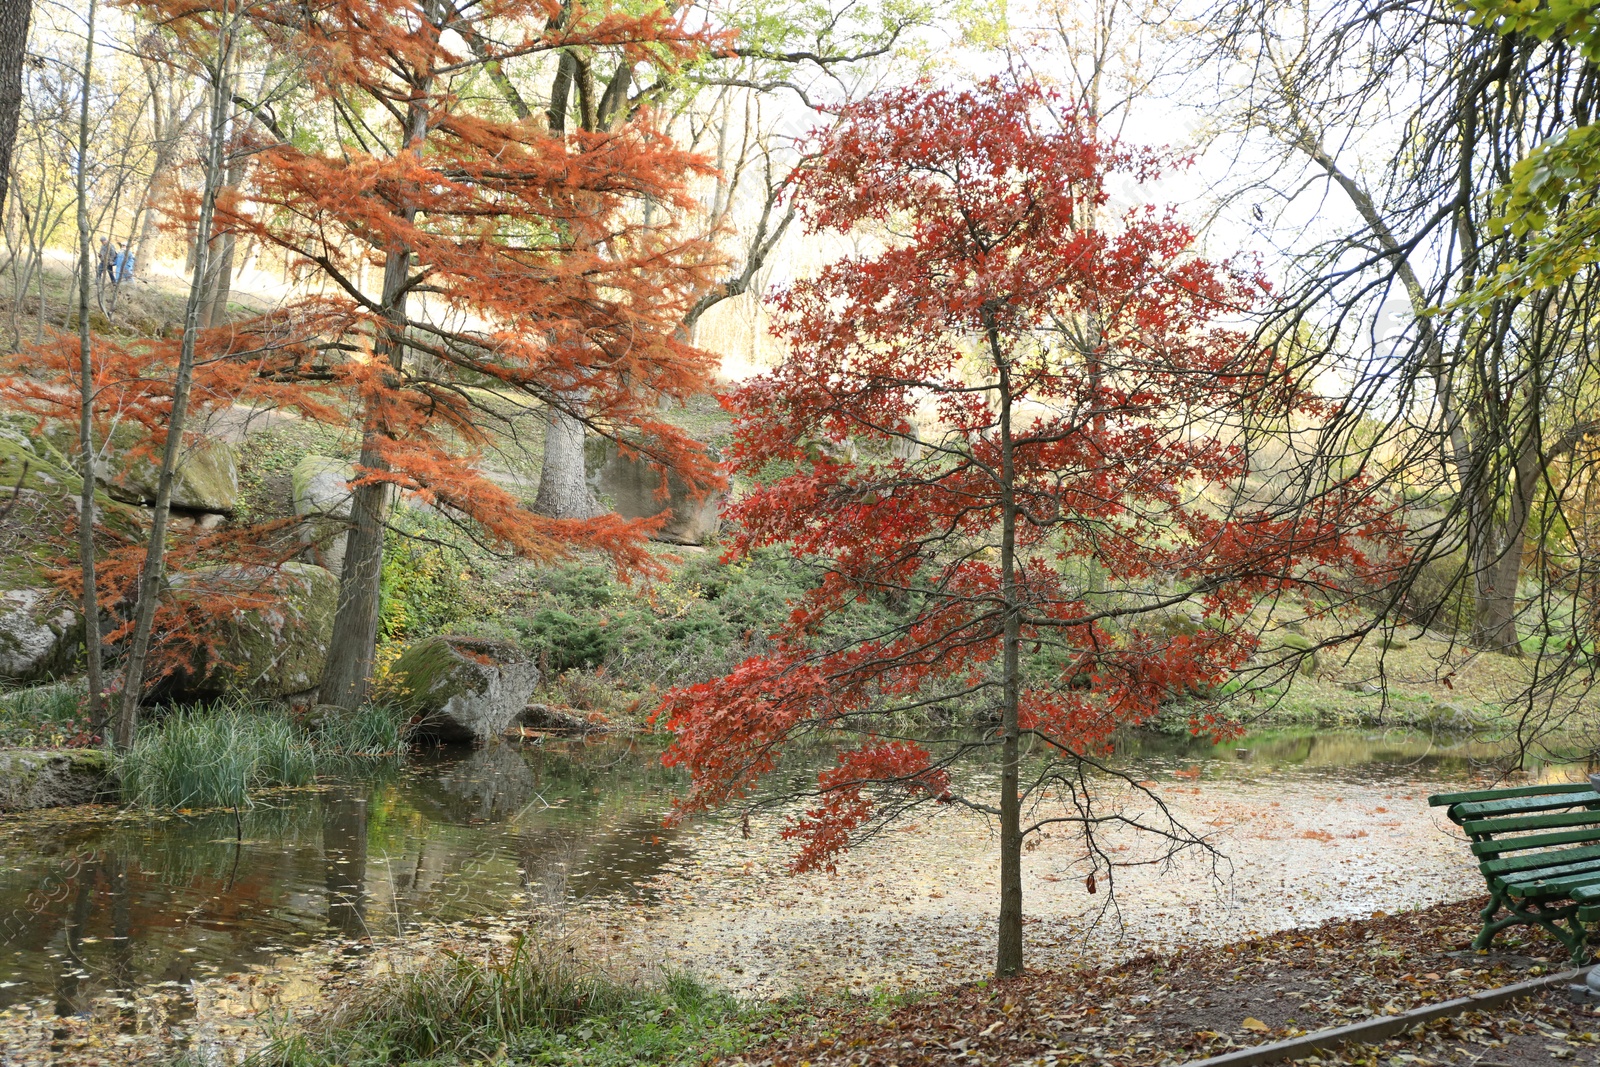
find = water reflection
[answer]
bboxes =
[0,736,688,1015]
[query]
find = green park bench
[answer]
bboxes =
[1430,780,1600,964]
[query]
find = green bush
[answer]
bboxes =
[117,702,317,809]
[378,521,477,647]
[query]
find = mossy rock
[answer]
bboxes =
[93,421,239,513]
[0,749,116,811]
[389,635,540,744]
[164,562,338,701]
[292,455,353,574]
[0,428,146,583]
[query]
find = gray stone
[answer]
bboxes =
[0,588,78,682]
[390,635,541,744]
[597,444,724,545]
[292,455,353,575]
[97,423,239,513]
[0,749,114,811]
[164,562,339,700]
[517,702,601,734]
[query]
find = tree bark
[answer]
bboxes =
[75,0,103,724]
[991,319,1023,980]
[0,0,31,218]
[317,14,437,710]
[114,28,234,748]
[533,403,601,519]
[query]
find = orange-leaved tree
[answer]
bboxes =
[132,0,729,709]
[656,78,1402,978]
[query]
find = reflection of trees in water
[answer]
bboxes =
[323,787,368,935]
[0,741,689,1007]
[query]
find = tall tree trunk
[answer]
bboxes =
[991,321,1023,980]
[318,19,436,709]
[533,403,601,519]
[0,0,31,218]
[114,27,234,749]
[74,0,103,723]
[1469,425,1540,654]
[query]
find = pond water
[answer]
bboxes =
[0,727,1586,1017]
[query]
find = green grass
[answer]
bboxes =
[312,701,412,759]
[116,700,410,809]
[117,702,317,809]
[255,934,791,1067]
[0,681,98,747]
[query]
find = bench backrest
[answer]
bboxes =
[1429,782,1600,864]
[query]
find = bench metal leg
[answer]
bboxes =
[1478,889,1593,965]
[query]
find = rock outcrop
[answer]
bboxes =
[0,749,114,811]
[0,589,79,681]
[292,454,353,575]
[94,422,239,513]
[389,635,540,744]
[0,426,142,683]
[164,562,339,701]
[596,443,723,545]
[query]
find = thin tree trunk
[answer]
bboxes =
[318,11,438,710]
[0,0,31,218]
[75,0,103,721]
[114,22,234,749]
[991,320,1023,980]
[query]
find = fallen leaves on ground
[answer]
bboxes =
[721,898,1597,1066]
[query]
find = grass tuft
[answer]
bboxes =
[313,702,411,759]
[255,935,786,1066]
[117,701,316,809]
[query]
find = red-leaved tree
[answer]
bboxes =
[656,78,1400,978]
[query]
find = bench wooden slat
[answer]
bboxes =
[1481,842,1600,877]
[1461,809,1600,835]
[1505,868,1600,899]
[1448,790,1600,821]
[1472,826,1600,857]
[1430,782,1592,807]
[1571,883,1600,904]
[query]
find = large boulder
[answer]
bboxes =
[94,422,239,513]
[0,750,114,811]
[388,635,541,744]
[164,562,339,701]
[292,455,353,575]
[596,444,723,545]
[0,426,142,682]
[0,589,79,682]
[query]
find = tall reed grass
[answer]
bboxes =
[116,700,412,809]
[117,702,317,809]
[312,701,409,759]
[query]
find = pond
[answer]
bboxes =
[0,726,1585,1017]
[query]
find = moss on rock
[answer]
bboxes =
[0,749,116,811]
[165,562,339,701]
[389,635,540,744]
